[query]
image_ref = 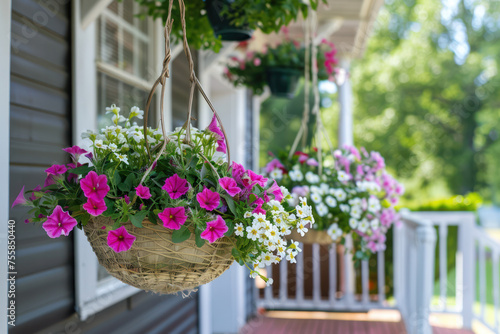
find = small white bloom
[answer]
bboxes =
[349,197,362,206]
[115,153,129,164]
[370,218,380,230]
[106,104,120,115]
[94,139,107,150]
[270,168,283,180]
[129,106,144,119]
[350,205,363,219]
[334,189,347,201]
[320,183,329,195]
[357,219,369,233]
[338,171,351,182]
[316,203,329,217]
[288,240,302,253]
[108,143,118,151]
[368,197,381,213]
[246,225,260,241]
[266,278,274,286]
[310,192,322,204]
[349,218,358,229]
[286,251,297,263]
[265,226,280,241]
[289,170,304,182]
[305,171,319,183]
[280,186,290,198]
[235,223,245,237]
[296,221,309,236]
[244,211,252,218]
[325,196,337,208]
[339,204,350,213]
[327,223,343,240]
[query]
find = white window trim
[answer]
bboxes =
[0,1,11,332]
[72,0,167,320]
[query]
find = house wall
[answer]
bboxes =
[9,1,198,333]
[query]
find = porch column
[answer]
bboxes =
[0,1,11,332]
[337,58,353,146]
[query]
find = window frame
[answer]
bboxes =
[72,0,167,321]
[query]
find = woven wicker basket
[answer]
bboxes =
[289,229,333,245]
[84,217,235,294]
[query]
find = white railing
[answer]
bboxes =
[255,210,500,334]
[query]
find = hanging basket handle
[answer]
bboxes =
[140,0,231,186]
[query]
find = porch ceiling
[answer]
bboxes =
[250,0,384,58]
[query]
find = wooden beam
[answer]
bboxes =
[81,0,114,30]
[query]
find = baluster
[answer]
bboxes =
[296,242,304,302]
[280,256,288,302]
[479,239,486,321]
[344,235,354,306]
[312,243,321,303]
[493,251,499,332]
[361,259,369,306]
[439,224,448,311]
[377,250,386,306]
[264,264,273,304]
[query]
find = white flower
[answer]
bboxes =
[358,219,369,233]
[334,189,347,201]
[349,218,358,229]
[368,197,381,212]
[310,192,322,204]
[112,114,127,125]
[350,205,363,219]
[253,213,267,224]
[244,211,252,218]
[246,225,260,241]
[94,139,106,149]
[325,196,337,208]
[327,223,343,240]
[129,106,144,119]
[338,171,351,182]
[370,218,380,230]
[106,104,120,115]
[296,205,308,218]
[310,185,321,194]
[288,240,302,253]
[296,221,309,236]
[280,186,290,198]
[117,133,127,144]
[286,251,297,263]
[305,171,320,183]
[262,253,277,266]
[115,153,129,164]
[339,204,350,213]
[235,223,244,237]
[316,203,329,217]
[108,143,118,151]
[267,200,284,213]
[279,225,291,236]
[320,183,329,195]
[265,239,277,251]
[270,168,283,180]
[81,130,95,139]
[299,197,308,207]
[266,278,274,286]
[289,170,304,182]
[349,197,362,206]
[265,226,280,241]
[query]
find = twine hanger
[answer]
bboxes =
[140,0,231,185]
[288,8,335,176]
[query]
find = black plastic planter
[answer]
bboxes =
[206,0,252,41]
[266,68,302,99]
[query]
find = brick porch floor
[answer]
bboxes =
[240,311,476,334]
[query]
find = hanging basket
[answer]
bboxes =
[266,67,302,98]
[84,217,235,294]
[206,0,252,41]
[289,229,333,245]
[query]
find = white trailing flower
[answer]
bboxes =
[235,223,244,237]
[310,192,322,204]
[129,106,144,119]
[316,203,329,217]
[338,171,351,182]
[350,205,363,219]
[357,219,369,233]
[327,223,343,240]
[349,218,359,229]
[325,196,337,208]
[270,168,283,180]
[289,169,304,181]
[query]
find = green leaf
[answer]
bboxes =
[129,210,148,228]
[171,225,191,243]
[249,193,257,203]
[222,195,237,215]
[68,165,92,175]
[231,247,240,259]
[225,219,234,237]
[148,211,158,225]
[195,231,206,247]
[113,171,121,186]
[103,197,115,216]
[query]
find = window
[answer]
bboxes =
[73,0,162,320]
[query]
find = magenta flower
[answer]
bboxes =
[264,159,285,173]
[231,162,246,184]
[200,215,228,243]
[45,164,67,175]
[135,184,151,200]
[162,174,189,199]
[83,197,107,216]
[266,180,284,202]
[11,186,27,208]
[158,207,188,230]
[247,170,268,188]
[63,145,88,161]
[295,151,309,164]
[42,205,78,238]
[196,188,220,211]
[252,205,266,215]
[219,177,241,197]
[80,171,110,201]
[43,174,56,187]
[123,195,130,204]
[107,226,136,253]
[306,158,319,166]
[207,115,227,153]
[85,152,93,160]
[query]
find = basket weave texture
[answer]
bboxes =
[84,217,235,294]
[289,229,333,245]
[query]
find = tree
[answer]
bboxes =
[351,0,500,202]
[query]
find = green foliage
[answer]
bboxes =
[350,0,500,203]
[133,0,324,52]
[403,192,483,212]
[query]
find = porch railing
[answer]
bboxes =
[256,210,500,334]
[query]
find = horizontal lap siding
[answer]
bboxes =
[9,1,74,333]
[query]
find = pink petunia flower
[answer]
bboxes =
[139,203,144,211]
[231,162,246,184]
[264,159,285,173]
[63,145,88,161]
[80,171,110,201]
[42,205,78,238]
[158,207,188,230]
[11,186,27,208]
[266,180,284,202]
[83,197,107,216]
[107,226,136,253]
[219,177,241,197]
[295,151,309,164]
[196,188,220,211]
[207,114,227,154]
[85,152,93,160]
[252,205,266,215]
[45,164,67,175]
[247,170,268,188]
[200,215,228,243]
[123,195,130,204]
[135,184,151,200]
[253,58,261,66]
[306,158,319,166]
[162,174,189,199]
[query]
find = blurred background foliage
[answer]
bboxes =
[260,0,500,206]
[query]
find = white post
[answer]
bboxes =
[460,216,475,329]
[337,58,353,147]
[0,1,11,332]
[414,222,437,334]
